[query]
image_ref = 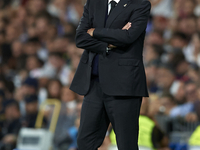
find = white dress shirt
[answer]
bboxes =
[108,0,120,14]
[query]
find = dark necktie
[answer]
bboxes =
[110,1,117,14]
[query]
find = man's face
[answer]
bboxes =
[6,25,18,43]
[21,85,37,95]
[144,45,159,63]
[178,18,196,36]
[26,56,39,71]
[153,16,168,32]
[156,68,175,89]
[145,32,164,45]
[170,37,186,48]
[54,38,68,52]
[49,55,64,69]
[25,102,38,115]
[27,0,47,15]
[12,41,23,58]
[145,65,157,83]
[183,0,195,16]
[174,82,186,104]
[185,83,197,102]
[48,81,61,98]
[61,87,76,102]
[5,105,20,121]
[24,42,38,55]
[160,97,175,115]
[54,0,68,11]
[36,18,49,35]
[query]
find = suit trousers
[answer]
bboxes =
[77,79,142,150]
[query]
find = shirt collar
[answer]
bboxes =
[108,0,120,4]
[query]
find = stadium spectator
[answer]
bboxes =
[155,64,175,92]
[47,79,62,99]
[159,93,177,115]
[61,86,77,115]
[170,80,186,104]
[170,81,199,122]
[0,99,21,149]
[144,44,163,64]
[21,94,40,128]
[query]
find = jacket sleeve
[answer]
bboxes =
[93,0,151,48]
[75,0,108,55]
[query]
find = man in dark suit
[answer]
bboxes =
[70,0,151,149]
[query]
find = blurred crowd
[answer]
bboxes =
[145,0,200,122]
[0,0,200,150]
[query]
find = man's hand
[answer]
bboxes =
[108,44,116,48]
[87,28,95,36]
[3,134,17,144]
[108,22,132,49]
[185,113,198,122]
[122,22,132,30]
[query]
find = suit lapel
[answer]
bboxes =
[106,0,131,28]
[95,0,108,28]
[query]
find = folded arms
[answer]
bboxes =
[76,0,151,53]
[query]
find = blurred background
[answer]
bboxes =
[0,0,200,150]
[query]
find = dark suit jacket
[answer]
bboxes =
[70,0,151,97]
